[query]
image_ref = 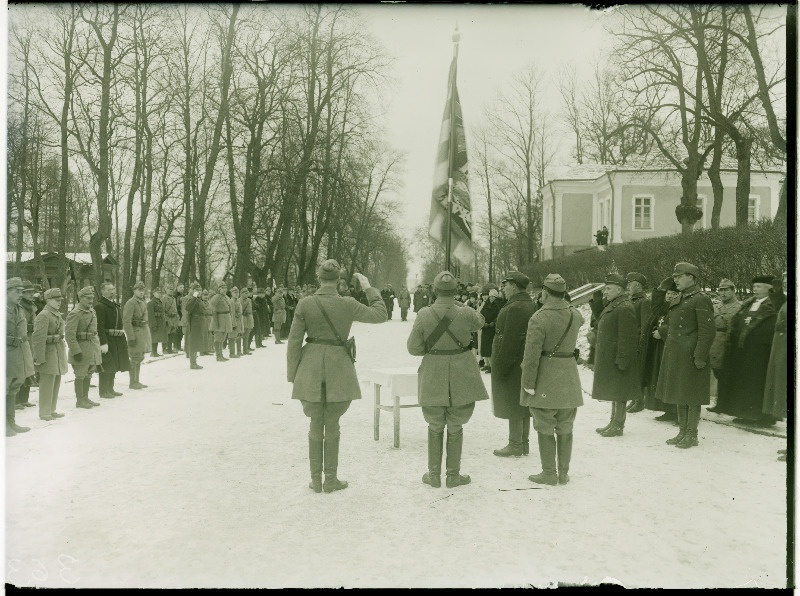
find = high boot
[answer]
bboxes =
[275,333,283,345]
[215,342,229,362]
[322,435,348,492]
[190,353,203,370]
[596,402,616,434]
[150,343,161,357]
[445,430,471,488]
[626,398,644,413]
[666,405,688,445]
[76,378,94,408]
[98,373,113,399]
[229,339,239,359]
[84,374,100,407]
[677,405,700,449]
[522,418,531,455]
[494,418,524,457]
[422,429,444,488]
[600,401,625,437]
[135,363,148,388]
[308,437,324,493]
[129,363,147,390]
[556,433,573,485]
[528,433,558,485]
[110,374,123,396]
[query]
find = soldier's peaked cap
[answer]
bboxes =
[133,281,146,290]
[604,273,626,288]
[672,262,700,278]
[433,271,457,291]
[317,259,341,281]
[543,273,567,293]
[501,271,530,288]
[78,286,95,298]
[717,278,735,290]
[43,288,62,299]
[626,272,647,286]
[751,275,774,285]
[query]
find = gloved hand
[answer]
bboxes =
[193,291,199,298]
[100,344,109,354]
[73,352,83,362]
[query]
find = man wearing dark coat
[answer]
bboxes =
[171,283,185,352]
[625,272,651,413]
[147,288,167,357]
[640,277,678,421]
[252,288,267,347]
[96,282,130,399]
[478,289,503,373]
[183,281,206,370]
[381,285,396,320]
[490,271,537,457]
[654,262,715,448]
[592,273,640,437]
[413,286,429,313]
[716,275,780,426]
[763,272,788,460]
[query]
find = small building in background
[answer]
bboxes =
[6,252,120,295]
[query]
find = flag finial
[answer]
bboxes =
[452,25,460,44]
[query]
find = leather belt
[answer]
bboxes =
[106,329,125,337]
[306,338,344,347]
[428,346,472,356]
[132,321,149,327]
[46,335,64,344]
[542,351,575,358]
[77,332,97,340]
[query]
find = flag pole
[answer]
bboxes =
[445,26,460,273]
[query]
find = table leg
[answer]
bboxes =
[373,383,381,441]
[393,394,400,449]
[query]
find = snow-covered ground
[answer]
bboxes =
[5,306,790,588]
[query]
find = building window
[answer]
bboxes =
[696,195,707,229]
[748,195,760,222]
[632,195,654,231]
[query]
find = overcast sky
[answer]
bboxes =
[356,5,614,282]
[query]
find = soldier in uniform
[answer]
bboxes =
[251,287,266,348]
[31,288,68,420]
[490,271,537,458]
[6,278,34,435]
[123,281,151,389]
[201,289,214,355]
[380,284,396,320]
[229,286,243,358]
[183,281,206,370]
[625,272,651,413]
[66,286,103,409]
[15,280,40,410]
[96,282,129,399]
[521,274,584,485]
[209,282,233,362]
[240,287,254,355]
[592,273,640,438]
[654,262,715,448]
[162,283,181,354]
[271,288,287,344]
[397,284,412,321]
[287,261,386,493]
[706,278,741,412]
[172,282,185,352]
[407,271,489,489]
[147,287,167,357]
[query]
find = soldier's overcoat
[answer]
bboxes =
[31,305,68,375]
[241,296,254,330]
[123,296,152,357]
[709,298,741,370]
[65,304,103,369]
[147,297,169,344]
[288,286,387,402]
[6,302,34,380]
[183,294,207,355]
[762,301,787,420]
[407,296,490,407]
[654,284,715,406]
[230,296,243,338]
[208,294,233,334]
[96,296,130,373]
[591,294,641,402]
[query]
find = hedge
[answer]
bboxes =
[523,220,788,291]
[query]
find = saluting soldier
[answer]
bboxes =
[654,262,715,448]
[625,272,651,414]
[123,281,151,389]
[31,288,68,420]
[490,271,537,458]
[521,274,584,485]
[287,262,387,493]
[183,281,206,370]
[407,271,489,489]
[229,286,243,358]
[209,282,233,362]
[592,273,640,438]
[66,286,103,409]
[271,288,287,344]
[240,287,254,355]
[95,282,129,399]
[6,278,34,436]
[15,280,40,410]
[147,287,167,357]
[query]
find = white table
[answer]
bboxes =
[362,367,420,448]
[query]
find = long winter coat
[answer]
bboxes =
[182,294,207,355]
[397,288,411,309]
[630,292,651,376]
[208,293,233,333]
[591,294,641,402]
[716,295,778,418]
[271,294,286,325]
[230,296,243,338]
[162,294,180,335]
[147,297,169,344]
[654,285,715,406]
[65,305,103,368]
[479,298,503,357]
[709,298,741,370]
[407,296,490,407]
[241,296,254,329]
[762,301,788,420]
[95,296,130,373]
[520,301,584,409]
[413,289,430,312]
[490,292,538,419]
[31,305,68,376]
[638,290,670,411]
[287,286,387,402]
[123,296,151,357]
[6,303,34,381]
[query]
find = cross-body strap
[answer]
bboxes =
[426,306,465,353]
[313,296,345,346]
[545,308,575,358]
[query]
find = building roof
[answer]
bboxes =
[6,252,119,265]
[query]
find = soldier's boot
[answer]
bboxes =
[275,334,283,345]
[322,434,348,493]
[38,378,54,420]
[445,429,471,488]
[556,433,573,485]
[422,429,444,488]
[7,392,29,434]
[99,373,114,398]
[522,418,531,455]
[677,406,700,449]
[135,364,148,389]
[229,339,238,359]
[493,418,524,457]
[130,364,147,390]
[16,383,32,407]
[84,374,100,407]
[626,399,645,413]
[109,374,123,396]
[242,338,252,355]
[190,353,203,370]
[596,402,616,434]
[308,436,324,493]
[600,401,625,437]
[528,433,558,485]
[150,343,159,358]
[666,405,688,445]
[215,343,229,362]
[76,378,94,408]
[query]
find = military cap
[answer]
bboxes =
[44,288,62,300]
[501,271,530,289]
[433,271,457,291]
[230,286,239,293]
[672,262,700,278]
[626,272,647,287]
[7,277,25,291]
[189,281,201,290]
[658,276,677,292]
[133,281,146,290]
[604,273,626,288]
[717,278,735,290]
[78,286,95,298]
[488,288,500,298]
[21,280,35,292]
[152,286,163,294]
[543,273,567,293]
[751,275,774,286]
[317,259,341,281]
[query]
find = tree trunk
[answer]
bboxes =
[734,136,752,227]
[708,131,725,230]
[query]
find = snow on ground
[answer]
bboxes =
[5,307,790,588]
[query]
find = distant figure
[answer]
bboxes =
[595,226,609,247]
